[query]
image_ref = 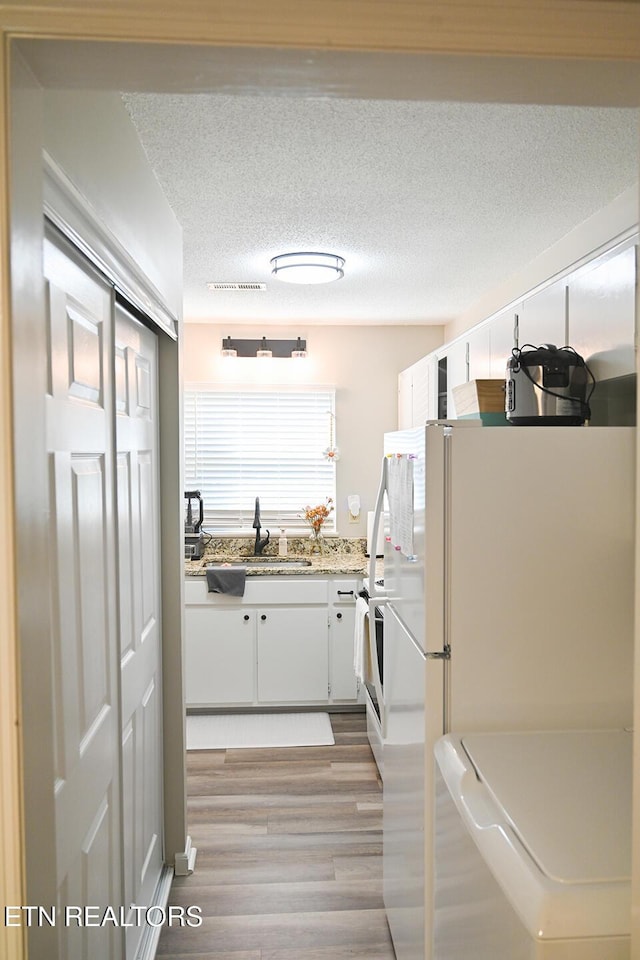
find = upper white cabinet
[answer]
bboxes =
[401,238,637,424]
[567,245,636,380]
[489,307,520,378]
[398,354,437,428]
[437,328,492,419]
[519,279,567,350]
[398,367,413,430]
[467,325,491,382]
[444,338,467,420]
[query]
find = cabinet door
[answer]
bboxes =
[330,606,358,701]
[398,367,413,429]
[489,308,520,378]
[446,339,468,419]
[411,354,434,427]
[520,279,567,349]
[467,326,491,381]
[257,607,328,702]
[567,245,636,379]
[185,607,255,705]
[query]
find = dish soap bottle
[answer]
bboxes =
[278,528,288,557]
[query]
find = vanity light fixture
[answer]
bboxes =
[221,336,238,357]
[270,252,345,285]
[220,336,308,359]
[256,336,272,358]
[291,337,308,359]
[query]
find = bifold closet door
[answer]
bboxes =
[115,303,164,960]
[45,229,123,959]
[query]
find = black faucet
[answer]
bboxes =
[252,497,270,555]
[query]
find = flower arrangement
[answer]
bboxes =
[301,497,334,534]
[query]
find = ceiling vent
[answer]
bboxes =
[207,282,267,291]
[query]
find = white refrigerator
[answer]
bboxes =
[366,422,635,960]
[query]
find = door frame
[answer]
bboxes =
[2,6,640,960]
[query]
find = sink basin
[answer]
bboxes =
[228,557,312,567]
[203,557,312,568]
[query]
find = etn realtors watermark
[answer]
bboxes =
[4,904,202,928]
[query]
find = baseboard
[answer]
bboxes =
[174,834,198,876]
[134,866,173,960]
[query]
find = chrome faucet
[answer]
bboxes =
[252,497,270,555]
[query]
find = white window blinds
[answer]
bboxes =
[184,385,336,530]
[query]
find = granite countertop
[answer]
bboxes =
[185,535,384,579]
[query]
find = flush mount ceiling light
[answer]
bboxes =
[270,252,345,285]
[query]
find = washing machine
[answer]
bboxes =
[433,729,631,959]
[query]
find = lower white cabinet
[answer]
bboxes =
[185,606,255,704]
[330,605,358,700]
[184,575,360,707]
[257,607,329,702]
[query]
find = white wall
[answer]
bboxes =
[445,184,638,342]
[184,322,444,535]
[41,89,182,320]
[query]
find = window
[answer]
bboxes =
[184,384,336,531]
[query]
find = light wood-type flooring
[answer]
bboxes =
[156,710,395,959]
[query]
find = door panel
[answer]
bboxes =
[115,303,164,959]
[257,607,328,702]
[44,230,123,959]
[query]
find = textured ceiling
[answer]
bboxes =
[122,94,639,325]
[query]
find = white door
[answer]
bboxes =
[115,304,164,959]
[45,229,123,960]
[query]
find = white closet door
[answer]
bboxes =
[115,303,164,960]
[44,230,123,960]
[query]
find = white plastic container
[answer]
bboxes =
[278,529,288,557]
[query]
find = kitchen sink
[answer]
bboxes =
[230,557,312,567]
[203,557,312,567]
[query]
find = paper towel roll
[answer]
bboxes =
[366,510,386,557]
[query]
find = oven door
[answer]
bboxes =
[364,601,385,776]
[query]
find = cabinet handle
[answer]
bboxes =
[337,590,354,596]
[243,614,250,621]
[336,612,343,620]
[261,614,267,621]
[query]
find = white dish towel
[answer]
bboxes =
[353,596,369,683]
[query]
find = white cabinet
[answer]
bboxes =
[467,326,491,381]
[329,579,359,702]
[398,367,413,430]
[185,606,255,704]
[568,245,636,380]
[398,354,437,428]
[489,307,521,378]
[444,339,467,419]
[184,575,361,707]
[257,607,328,702]
[519,279,566,349]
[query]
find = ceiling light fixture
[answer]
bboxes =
[220,336,308,359]
[270,252,345,285]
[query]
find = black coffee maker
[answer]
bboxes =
[184,490,206,560]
